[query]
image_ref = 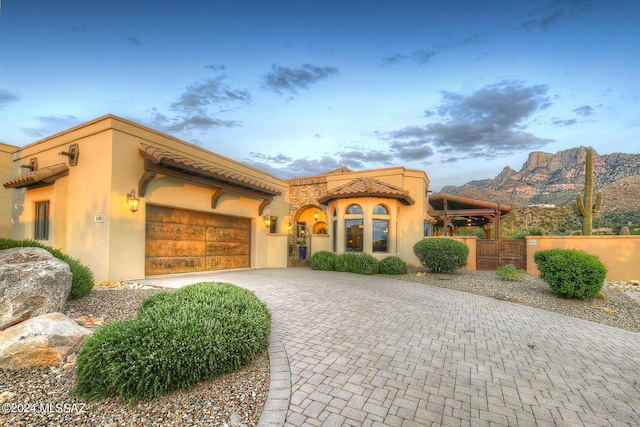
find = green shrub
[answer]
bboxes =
[379,256,408,275]
[412,238,469,273]
[334,253,355,272]
[509,227,544,240]
[496,264,526,281]
[309,251,337,271]
[74,282,270,403]
[350,253,379,275]
[0,238,94,300]
[533,249,607,299]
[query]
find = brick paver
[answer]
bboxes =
[140,268,640,426]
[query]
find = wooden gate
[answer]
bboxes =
[476,239,526,270]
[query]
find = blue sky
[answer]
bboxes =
[1,0,638,191]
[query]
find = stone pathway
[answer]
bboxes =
[138,268,640,426]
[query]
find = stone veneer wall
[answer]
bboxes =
[287,176,328,216]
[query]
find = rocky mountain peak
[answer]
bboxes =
[437,146,640,209]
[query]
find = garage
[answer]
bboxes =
[145,205,251,275]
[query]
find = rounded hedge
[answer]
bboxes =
[74,282,271,403]
[334,253,355,272]
[379,256,408,275]
[309,251,337,271]
[533,249,607,299]
[413,238,469,273]
[0,238,94,300]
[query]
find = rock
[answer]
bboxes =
[0,312,92,370]
[0,247,72,330]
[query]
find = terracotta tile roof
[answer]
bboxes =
[318,176,415,205]
[139,144,281,196]
[3,163,69,189]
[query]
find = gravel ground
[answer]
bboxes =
[2,271,638,427]
[0,287,269,427]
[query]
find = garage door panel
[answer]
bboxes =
[146,257,206,275]
[206,241,249,256]
[146,240,205,257]
[146,205,208,226]
[145,205,251,275]
[146,222,205,241]
[206,226,250,242]
[206,255,250,270]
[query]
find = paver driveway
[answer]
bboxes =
[140,268,640,426]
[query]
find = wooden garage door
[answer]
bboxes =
[145,205,251,275]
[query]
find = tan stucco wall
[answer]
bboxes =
[0,143,19,238]
[525,235,640,282]
[6,115,289,282]
[321,167,431,265]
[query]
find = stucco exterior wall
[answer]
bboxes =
[525,235,640,281]
[0,143,18,238]
[5,115,289,282]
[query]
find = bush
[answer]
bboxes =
[334,253,355,272]
[309,251,337,271]
[350,253,379,275]
[496,264,526,281]
[0,238,94,300]
[509,227,544,240]
[379,256,408,275]
[413,238,469,273]
[533,249,607,299]
[74,282,270,403]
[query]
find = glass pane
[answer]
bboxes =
[35,201,49,240]
[373,204,388,215]
[346,204,363,215]
[345,219,363,252]
[373,219,388,252]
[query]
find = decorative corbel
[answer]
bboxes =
[211,188,225,209]
[258,197,272,216]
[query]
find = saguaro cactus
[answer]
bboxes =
[571,147,603,235]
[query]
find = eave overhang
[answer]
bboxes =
[3,163,69,189]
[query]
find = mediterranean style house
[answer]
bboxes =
[1,115,433,282]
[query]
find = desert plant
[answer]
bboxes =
[533,249,607,299]
[571,147,603,235]
[496,264,526,281]
[74,282,270,403]
[379,256,408,275]
[309,251,337,271]
[509,227,544,240]
[334,252,356,272]
[349,253,379,275]
[413,238,469,273]
[0,238,94,300]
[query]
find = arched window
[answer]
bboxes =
[373,204,390,253]
[345,204,363,251]
[346,204,363,214]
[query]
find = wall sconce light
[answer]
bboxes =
[127,189,139,213]
[263,214,272,228]
[313,211,319,221]
[286,222,292,233]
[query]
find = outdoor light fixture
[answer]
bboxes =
[313,211,319,221]
[263,214,272,228]
[126,189,139,213]
[286,222,292,232]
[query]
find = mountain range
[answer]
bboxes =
[437,146,640,214]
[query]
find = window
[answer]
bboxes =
[346,219,364,251]
[346,204,363,214]
[373,204,389,252]
[34,201,49,240]
[269,217,278,234]
[345,204,364,251]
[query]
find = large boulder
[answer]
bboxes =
[0,247,72,330]
[0,312,92,369]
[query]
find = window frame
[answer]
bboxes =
[34,201,50,241]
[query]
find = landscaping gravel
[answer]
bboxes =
[1,271,638,427]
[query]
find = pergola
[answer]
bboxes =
[428,193,512,239]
